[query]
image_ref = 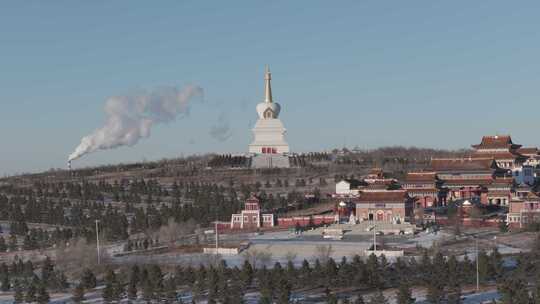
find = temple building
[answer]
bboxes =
[363,168,400,190]
[403,172,445,208]
[230,195,274,229]
[470,135,539,185]
[471,135,526,169]
[249,66,291,168]
[486,177,514,206]
[335,178,366,196]
[507,192,540,228]
[518,147,540,166]
[429,158,508,203]
[334,168,398,197]
[355,190,413,223]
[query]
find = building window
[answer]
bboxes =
[264,109,273,119]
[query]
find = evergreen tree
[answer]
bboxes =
[447,255,462,304]
[477,249,490,283]
[41,257,54,283]
[128,264,140,287]
[299,259,311,282]
[8,234,17,251]
[1,274,9,291]
[72,283,85,303]
[426,281,444,304]
[240,260,254,289]
[102,268,120,303]
[498,277,531,304]
[13,279,24,304]
[164,277,177,303]
[0,236,7,252]
[490,247,503,279]
[206,267,219,301]
[354,295,366,304]
[127,281,138,301]
[396,281,415,304]
[368,290,388,304]
[447,284,462,304]
[102,281,115,303]
[228,275,246,304]
[258,267,274,303]
[192,276,204,301]
[148,264,163,298]
[286,260,298,287]
[533,276,540,304]
[275,277,291,304]
[56,271,69,291]
[324,258,338,287]
[25,280,37,303]
[81,268,97,289]
[142,279,155,302]
[23,260,34,277]
[366,254,381,288]
[419,250,432,284]
[113,278,124,302]
[327,293,338,304]
[460,255,474,285]
[36,285,50,304]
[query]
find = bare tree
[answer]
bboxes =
[314,244,334,264]
[54,238,109,278]
[285,251,298,263]
[157,218,197,248]
[243,248,273,269]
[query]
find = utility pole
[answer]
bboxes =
[476,238,479,292]
[372,224,377,252]
[214,209,219,257]
[215,221,219,252]
[95,220,101,265]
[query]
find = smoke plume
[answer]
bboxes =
[68,85,203,161]
[209,112,232,142]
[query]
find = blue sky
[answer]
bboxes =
[1,1,540,175]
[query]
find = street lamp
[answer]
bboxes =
[368,224,377,252]
[475,238,479,292]
[95,220,101,265]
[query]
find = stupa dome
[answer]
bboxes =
[256,101,281,119]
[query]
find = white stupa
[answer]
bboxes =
[249,66,290,168]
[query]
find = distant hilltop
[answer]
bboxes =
[1,146,471,184]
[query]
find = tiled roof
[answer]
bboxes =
[367,168,384,178]
[471,151,525,160]
[357,190,408,202]
[365,183,390,190]
[246,196,260,203]
[489,177,514,185]
[430,158,498,172]
[517,147,539,156]
[406,188,439,193]
[519,192,540,202]
[487,190,511,196]
[405,172,437,182]
[369,168,383,173]
[367,179,396,185]
[471,135,522,150]
[342,179,366,188]
[443,178,493,186]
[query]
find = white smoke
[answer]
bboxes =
[68,85,203,162]
[209,112,233,142]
